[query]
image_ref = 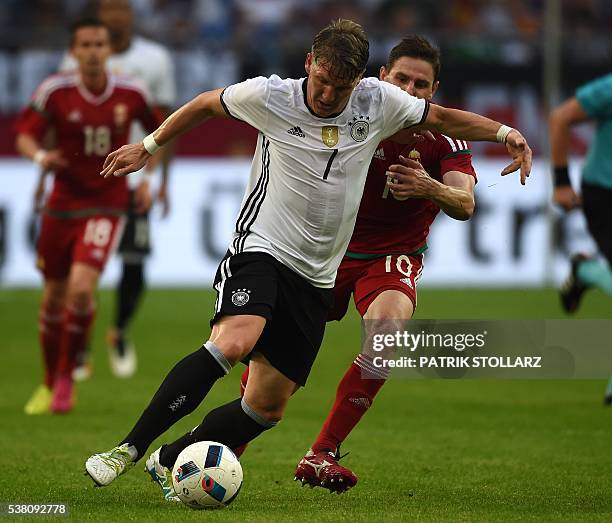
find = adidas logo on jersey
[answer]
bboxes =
[287,126,305,138]
[373,146,385,160]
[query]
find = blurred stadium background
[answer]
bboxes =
[0,0,611,288]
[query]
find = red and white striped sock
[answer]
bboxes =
[56,304,96,378]
[312,354,388,453]
[38,302,63,388]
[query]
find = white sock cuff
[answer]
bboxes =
[204,341,231,375]
[120,443,138,462]
[241,398,277,428]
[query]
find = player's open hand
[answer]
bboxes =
[100,143,150,178]
[386,156,435,199]
[501,129,532,185]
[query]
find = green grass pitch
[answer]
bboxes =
[1,288,611,521]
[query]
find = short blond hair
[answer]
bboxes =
[311,19,369,82]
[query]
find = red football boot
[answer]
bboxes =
[294,448,357,493]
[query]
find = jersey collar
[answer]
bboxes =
[301,78,349,120]
[77,74,115,105]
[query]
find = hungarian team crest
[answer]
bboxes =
[113,103,128,129]
[321,126,339,147]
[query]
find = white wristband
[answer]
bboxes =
[496,124,513,144]
[33,150,47,166]
[143,134,160,155]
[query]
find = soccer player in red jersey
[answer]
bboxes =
[290,36,477,491]
[16,18,159,414]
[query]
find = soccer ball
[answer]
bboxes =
[172,441,243,509]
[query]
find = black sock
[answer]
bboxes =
[159,398,277,469]
[115,262,145,352]
[120,342,231,460]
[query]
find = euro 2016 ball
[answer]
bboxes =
[172,441,243,509]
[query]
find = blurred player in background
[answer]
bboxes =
[37,0,176,380]
[17,18,160,414]
[238,35,478,492]
[549,72,612,403]
[84,19,530,499]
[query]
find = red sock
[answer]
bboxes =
[240,366,249,396]
[312,354,388,453]
[38,302,63,388]
[56,304,96,378]
[233,366,251,458]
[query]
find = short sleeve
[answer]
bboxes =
[151,49,176,108]
[15,105,49,139]
[220,76,270,131]
[576,73,612,119]
[441,153,477,181]
[437,135,477,180]
[29,76,60,115]
[380,81,429,137]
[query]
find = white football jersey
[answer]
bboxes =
[221,75,428,287]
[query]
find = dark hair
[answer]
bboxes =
[311,19,369,83]
[70,17,108,45]
[387,35,441,82]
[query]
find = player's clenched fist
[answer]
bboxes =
[100,143,150,179]
[386,155,435,200]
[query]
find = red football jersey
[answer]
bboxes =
[347,134,477,255]
[16,72,159,213]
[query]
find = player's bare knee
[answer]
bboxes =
[67,287,95,312]
[365,292,414,322]
[43,294,65,312]
[247,397,287,423]
[209,338,252,365]
[42,282,67,310]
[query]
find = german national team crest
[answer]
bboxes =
[349,115,370,142]
[321,126,339,148]
[231,289,251,306]
[113,103,128,129]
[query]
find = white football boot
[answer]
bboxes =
[85,444,134,486]
[145,447,180,502]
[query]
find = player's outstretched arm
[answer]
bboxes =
[421,104,532,185]
[549,97,588,210]
[101,88,227,178]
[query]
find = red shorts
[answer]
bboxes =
[329,253,424,321]
[37,213,125,279]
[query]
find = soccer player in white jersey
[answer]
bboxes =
[47,0,176,379]
[85,20,532,498]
